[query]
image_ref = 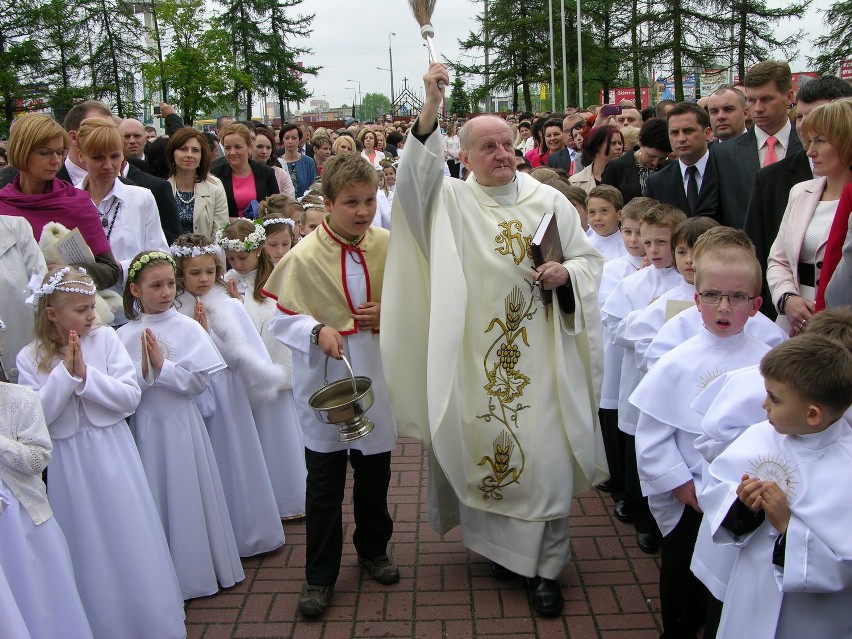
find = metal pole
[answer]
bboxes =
[389,32,396,114]
[561,0,568,109]
[483,0,490,112]
[576,0,583,107]
[548,0,556,112]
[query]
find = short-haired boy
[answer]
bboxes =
[641,228,787,372]
[630,242,771,638]
[586,185,628,261]
[690,308,851,636]
[601,202,686,552]
[263,153,399,618]
[702,335,852,639]
[597,196,650,522]
[626,216,718,370]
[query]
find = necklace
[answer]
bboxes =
[175,188,195,205]
[98,197,121,239]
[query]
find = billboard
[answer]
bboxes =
[598,87,650,108]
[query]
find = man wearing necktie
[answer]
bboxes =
[714,61,803,228]
[643,102,722,222]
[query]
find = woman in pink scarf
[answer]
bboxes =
[0,114,119,289]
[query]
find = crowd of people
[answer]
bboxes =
[0,55,850,639]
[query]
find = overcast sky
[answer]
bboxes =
[294,0,833,111]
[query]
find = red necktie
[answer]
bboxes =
[764,136,779,166]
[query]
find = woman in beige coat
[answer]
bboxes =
[768,99,852,336]
[165,128,228,238]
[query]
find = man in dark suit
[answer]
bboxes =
[714,61,803,229]
[744,75,852,318]
[644,103,721,222]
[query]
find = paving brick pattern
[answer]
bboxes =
[186,438,662,638]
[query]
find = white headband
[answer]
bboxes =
[26,267,95,305]
[170,243,222,259]
[215,225,266,252]
[261,218,296,230]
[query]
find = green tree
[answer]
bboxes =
[809,0,852,73]
[256,0,318,123]
[454,0,549,112]
[359,93,391,122]
[217,0,273,118]
[142,0,239,124]
[39,0,89,117]
[727,0,809,82]
[0,0,43,133]
[449,76,471,115]
[81,0,147,116]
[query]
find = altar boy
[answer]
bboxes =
[629,241,771,638]
[264,153,398,619]
[702,336,852,639]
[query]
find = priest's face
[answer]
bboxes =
[458,117,516,187]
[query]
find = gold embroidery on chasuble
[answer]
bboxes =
[477,219,537,501]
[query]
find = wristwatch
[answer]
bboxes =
[310,323,325,345]
[778,292,797,315]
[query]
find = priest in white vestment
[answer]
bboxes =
[381,63,608,617]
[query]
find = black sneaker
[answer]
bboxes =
[358,554,400,585]
[298,583,333,618]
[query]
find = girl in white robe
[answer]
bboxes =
[221,217,307,519]
[116,250,244,600]
[0,376,93,639]
[16,267,186,638]
[172,233,285,555]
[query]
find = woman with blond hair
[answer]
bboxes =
[76,117,168,309]
[0,113,120,290]
[769,98,852,335]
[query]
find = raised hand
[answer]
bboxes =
[736,473,766,512]
[352,301,381,331]
[226,278,241,300]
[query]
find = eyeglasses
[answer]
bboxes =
[697,291,756,307]
[33,147,68,159]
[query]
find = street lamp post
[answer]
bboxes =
[345,87,357,119]
[377,67,392,118]
[346,79,362,121]
[388,32,396,115]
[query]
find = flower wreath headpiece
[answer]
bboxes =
[215,222,266,252]
[26,267,95,305]
[260,217,296,230]
[127,251,177,283]
[169,243,222,259]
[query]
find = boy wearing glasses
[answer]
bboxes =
[629,241,770,639]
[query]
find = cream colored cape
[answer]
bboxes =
[382,126,608,526]
[262,221,388,334]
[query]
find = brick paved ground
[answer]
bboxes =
[186,438,662,639]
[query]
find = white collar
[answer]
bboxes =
[754,118,792,149]
[679,149,710,177]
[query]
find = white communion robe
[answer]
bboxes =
[0,383,93,639]
[598,255,643,410]
[16,328,186,638]
[625,279,695,372]
[117,308,244,599]
[175,289,284,557]
[643,305,787,372]
[703,417,852,639]
[587,230,628,263]
[630,328,771,537]
[601,264,683,435]
[381,124,608,579]
[224,269,306,519]
[691,366,852,600]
